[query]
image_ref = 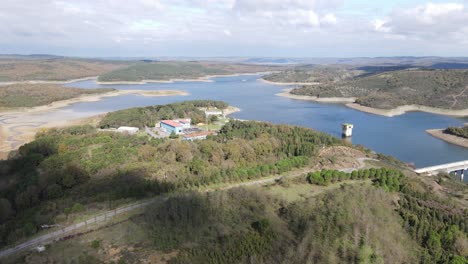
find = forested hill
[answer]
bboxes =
[97,61,280,82]
[291,69,468,110]
[99,100,229,128]
[0,115,341,248]
[0,84,114,108]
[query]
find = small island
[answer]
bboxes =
[427,125,468,148]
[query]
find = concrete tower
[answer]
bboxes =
[342,123,353,137]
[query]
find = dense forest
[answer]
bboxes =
[99,100,229,128]
[444,126,468,139]
[0,84,114,108]
[291,69,468,109]
[0,110,341,247]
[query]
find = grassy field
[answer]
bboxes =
[291,69,468,109]
[98,61,282,82]
[0,58,130,82]
[0,84,114,108]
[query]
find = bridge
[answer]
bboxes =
[414,160,468,180]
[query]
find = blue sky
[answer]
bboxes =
[1,0,467,57]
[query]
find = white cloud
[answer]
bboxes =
[373,2,468,41]
[0,0,466,56]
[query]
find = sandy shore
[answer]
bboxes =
[224,106,241,116]
[426,129,468,148]
[260,79,320,86]
[0,76,99,86]
[276,88,356,103]
[276,88,468,117]
[346,103,468,117]
[0,89,188,157]
[0,89,188,115]
[97,72,273,85]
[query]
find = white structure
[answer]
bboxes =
[159,119,191,135]
[415,160,468,181]
[342,123,353,137]
[205,109,224,117]
[183,131,215,141]
[36,246,46,252]
[117,126,139,134]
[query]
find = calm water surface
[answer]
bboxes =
[64,74,468,169]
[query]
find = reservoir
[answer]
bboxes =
[63,74,468,169]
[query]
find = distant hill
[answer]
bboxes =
[98,61,282,82]
[0,58,131,82]
[291,69,468,110]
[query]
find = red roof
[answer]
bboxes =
[161,120,182,127]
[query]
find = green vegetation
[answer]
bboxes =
[292,69,468,109]
[307,168,405,191]
[99,100,229,128]
[0,106,340,247]
[306,169,468,263]
[444,125,468,139]
[143,185,419,263]
[263,65,364,83]
[0,58,129,82]
[98,61,279,82]
[0,84,114,108]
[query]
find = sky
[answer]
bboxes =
[1,0,468,57]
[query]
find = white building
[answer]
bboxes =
[159,119,191,134]
[117,126,139,134]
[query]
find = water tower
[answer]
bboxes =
[342,123,353,137]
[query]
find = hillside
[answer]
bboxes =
[291,69,468,110]
[97,61,281,82]
[0,58,130,82]
[0,106,342,249]
[0,101,466,263]
[263,65,364,83]
[0,84,114,108]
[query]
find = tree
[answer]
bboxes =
[169,131,178,139]
[0,198,14,222]
[209,115,219,124]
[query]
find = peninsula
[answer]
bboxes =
[276,69,468,117]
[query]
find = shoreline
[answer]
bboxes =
[97,72,273,85]
[224,106,241,116]
[276,88,356,103]
[345,103,468,117]
[259,78,320,86]
[0,89,188,157]
[0,89,188,114]
[0,76,99,86]
[0,103,240,159]
[426,129,468,148]
[276,88,468,117]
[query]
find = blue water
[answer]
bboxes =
[64,74,468,168]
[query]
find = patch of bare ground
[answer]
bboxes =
[314,146,366,170]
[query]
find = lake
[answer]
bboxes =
[64,74,468,170]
